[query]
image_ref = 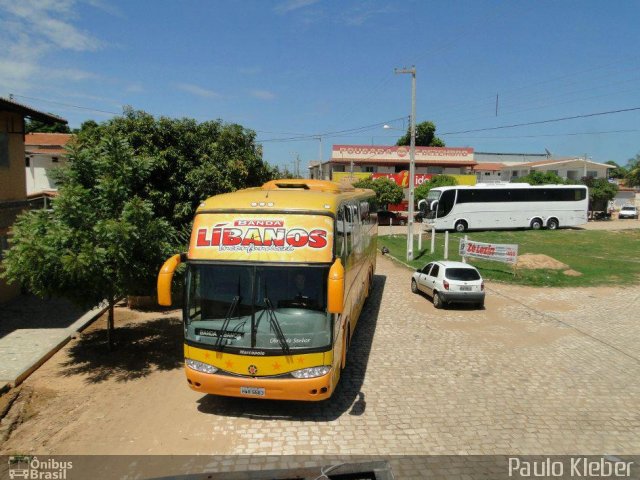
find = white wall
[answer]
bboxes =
[25,155,66,195]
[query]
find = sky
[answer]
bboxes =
[1,0,639,172]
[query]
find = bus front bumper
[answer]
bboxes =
[185,367,335,401]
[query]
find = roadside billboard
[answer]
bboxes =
[459,239,518,265]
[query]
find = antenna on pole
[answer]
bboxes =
[495,93,499,117]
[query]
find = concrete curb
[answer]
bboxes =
[6,303,110,390]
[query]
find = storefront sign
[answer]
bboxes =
[372,172,434,187]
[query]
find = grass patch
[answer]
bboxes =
[379,229,640,287]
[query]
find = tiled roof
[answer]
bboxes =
[25,148,68,155]
[473,162,505,171]
[25,133,73,147]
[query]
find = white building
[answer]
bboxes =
[24,133,72,195]
[502,158,611,182]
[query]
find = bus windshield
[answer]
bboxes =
[185,264,331,352]
[427,190,441,202]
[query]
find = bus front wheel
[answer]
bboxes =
[530,218,543,230]
[454,220,467,233]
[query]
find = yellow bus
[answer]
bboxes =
[157,179,377,401]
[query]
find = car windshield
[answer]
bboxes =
[621,207,635,211]
[445,268,481,281]
[185,264,331,352]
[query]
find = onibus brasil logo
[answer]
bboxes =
[8,456,73,479]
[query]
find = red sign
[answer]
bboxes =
[372,172,433,188]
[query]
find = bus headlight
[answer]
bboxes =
[185,358,218,374]
[290,366,331,378]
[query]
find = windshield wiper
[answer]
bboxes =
[215,295,240,348]
[263,297,290,355]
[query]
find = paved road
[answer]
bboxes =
[1,255,639,476]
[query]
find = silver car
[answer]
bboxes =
[411,260,485,309]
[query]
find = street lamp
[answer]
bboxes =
[394,66,416,261]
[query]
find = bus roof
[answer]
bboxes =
[196,179,375,214]
[431,183,586,191]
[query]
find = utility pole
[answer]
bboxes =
[395,66,416,262]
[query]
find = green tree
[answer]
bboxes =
[396,121,445,147]
[625,153,640,187]
[353,177,404,209]
[511,170,568,185]
[581,176,619,212]
[74,108,277,239]
[415,175,458,204]
[2,135,175,350]
[25,118,71,133]
[605,160,627,180]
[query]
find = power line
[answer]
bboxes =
[9,93,121,116]
[445,129,639,140]
[257,116,408,143]
[439,107,640,136]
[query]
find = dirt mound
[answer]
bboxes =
[562,269,583,277]
[516,254,569,270]
[516,254,582,276]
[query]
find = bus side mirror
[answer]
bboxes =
[157,254,183,306]
[327,258,345,314]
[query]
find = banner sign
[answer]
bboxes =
[459,239,518,265]
[372,172,433,187]
[190,213,334,263]
[331,172,371,182]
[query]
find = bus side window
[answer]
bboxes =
[336,206,345,258]
[437,190,456,217]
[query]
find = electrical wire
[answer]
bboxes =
[439,106,640,136]
[9,93,121,116]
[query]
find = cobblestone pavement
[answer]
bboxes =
[2,255,639,464]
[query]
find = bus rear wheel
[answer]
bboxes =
[547,218,559,230]
[454,220,467,233]
[530,218,543,230]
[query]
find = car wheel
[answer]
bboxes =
[547,218,559,230]
[454,220,467,233]
[530,218,542,230]
[433,291,443,309]
[477,301,485,309]
[411,279,418,294]
[399,220,405,226]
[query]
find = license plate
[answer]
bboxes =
[240,387,265,396]
[459,286,472,291]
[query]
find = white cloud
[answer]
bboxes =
[341,4,396,27]
[274,0,320,14]
[0,0,108,96]
[125,84,145,93]
[0,0,101,51]
[251,90,276,101]
[176,83,223,99]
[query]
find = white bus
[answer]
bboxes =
[418,183,588,232]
